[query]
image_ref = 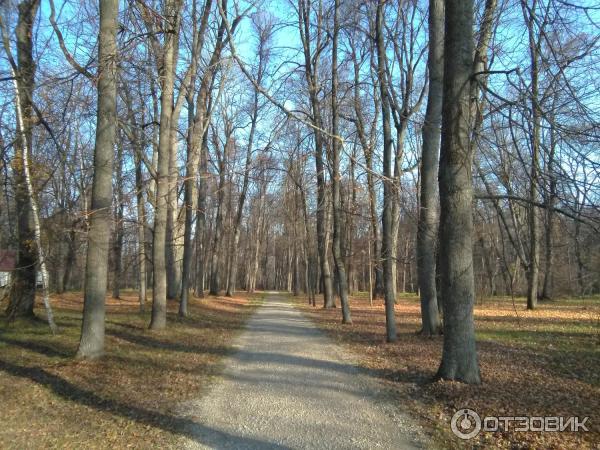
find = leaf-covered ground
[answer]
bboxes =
[297,294,599,449]
[0,291,261,449]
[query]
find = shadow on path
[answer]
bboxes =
[0,359,291,449]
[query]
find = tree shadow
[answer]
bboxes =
[0,359,291,449]
[0,336,72,358]
[106,328,232,356]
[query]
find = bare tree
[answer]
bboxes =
[417,0,443,336]
[225,13,270,297]
[149,0,183,330]
[77,0,119,356]
[375,0,396,342]
[435,0,480,383]
[2,0,39,321]
[330,0,351,323]
[297,0,335,308]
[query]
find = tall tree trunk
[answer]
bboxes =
[5,0,57,333]
[541,116,557,300]
[77,0,118,356]
[134,145,147,312]
[194,131,209,297]
[435,0,480,384]
[350,50,383,300]
[179,0,217,306]
[390,133,406,303]
[417,0,443,336]
[123,85,148,312]
[346,146,358,294]
[293,209,301,296]
[298,0,334,308]
[10,76,57,333]
[574,220,584,296]
[180,94,197,315]
[330,0,351,323]
[209,131,229,296]
[376,0,396,342]
[299,173,315,304]
[166,130,181,300]
[186,6,229,300]
[62,227,76,293]
[112,141,124,299]
[5,0,40,321]
[523,0,540,309]
[249,183,266,293]
[150,0,181,329]
[226,84,259,297]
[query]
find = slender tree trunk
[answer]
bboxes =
[209,131,229,296]
[11,74,57,333]
[574,220,584,296]
[166,130,181,300]
[62,227,76,292]
[6,1,56,332]
[352,69,382,300]
[77,0,119,356]
[180,0,214,305]
[346,147,357,294]
[226,84,259,297]
[123,85,148,312]
[249,183,266,293]
[435,0,480,384]
[112,141,124,299]
[150,0,181,329]
[417,0,443,336]
[330,0,351,323]
[376,0,396,342]
[134,147,147,312]
[542,117,557,300]
[523,0,540,310]
[179,96,197,316]
[299,174,314,304]
[298,0,334,308]
[194,131,209,298]
[293,219,301,296]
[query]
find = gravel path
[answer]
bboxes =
[178,293,424,449]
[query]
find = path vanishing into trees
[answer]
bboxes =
[177,293,424,449]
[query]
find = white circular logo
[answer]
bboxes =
[451,408,482,440]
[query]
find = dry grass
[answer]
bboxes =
[0,290,262,449]
[296,293,600,449]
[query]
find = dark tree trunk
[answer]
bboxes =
[522,0,540,310]
[6,0,40,321]
[62,227,76,293]
[435,0,480,384]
